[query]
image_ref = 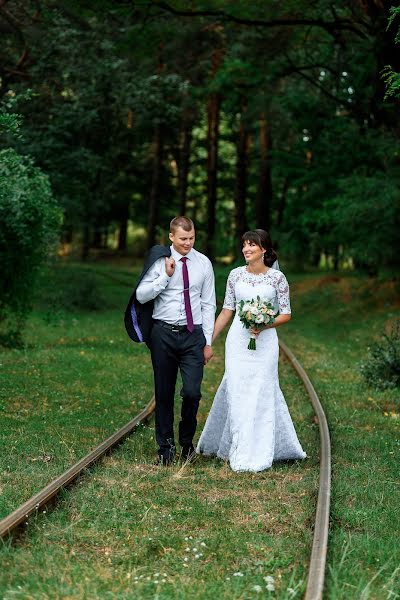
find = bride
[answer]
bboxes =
[197,229,306,472]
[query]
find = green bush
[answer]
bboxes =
[327,175,400,274]
[0,148,62,345]
[38,266,105,320]
[360,321,400,390]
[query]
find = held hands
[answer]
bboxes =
[165,257,175,277]
[203,345,213,365]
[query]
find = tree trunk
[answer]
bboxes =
[93,227,102,249]
[234,104,249,258]
[255,113,273,231]
[333,247,339,272]
[147,125,164,250]
[118,208,129,251]
[205,46,223,261]
[205,92,220,261]
[178,109,194,215]
[81,221,90,261]
[103,225,109,249]
[277,177,289,228]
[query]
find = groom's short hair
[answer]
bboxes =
[170,216,194,233]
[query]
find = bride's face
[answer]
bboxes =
[242,240,265,264]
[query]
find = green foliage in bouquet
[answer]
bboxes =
[238,296,276,350]
[360,321,400,390]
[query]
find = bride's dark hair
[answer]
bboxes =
[242,229,278,267]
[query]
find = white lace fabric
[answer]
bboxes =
[197,266,306,472]
[222,266,291,314]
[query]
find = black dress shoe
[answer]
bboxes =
[155,452,175,466]
[181,445,196,461]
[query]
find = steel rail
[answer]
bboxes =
[0,396,155,538]
[1,339,330,600]
[279,339,331,600]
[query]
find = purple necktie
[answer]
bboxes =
[180,257,194,333]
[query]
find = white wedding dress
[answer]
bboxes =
[197,265,306,472]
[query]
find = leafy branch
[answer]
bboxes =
[146,1,368,39]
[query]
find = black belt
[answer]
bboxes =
[154,320,202,332]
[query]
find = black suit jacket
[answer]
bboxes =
[124,245,171,345]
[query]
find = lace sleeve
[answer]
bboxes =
[222,270,236,310]
[276,272,291,314]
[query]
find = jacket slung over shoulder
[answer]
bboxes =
[124,245,171,345]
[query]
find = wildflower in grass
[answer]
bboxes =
[233,572,244,577]
[264,576,274,584]
[253,585,262,593]
[266,583,275,591]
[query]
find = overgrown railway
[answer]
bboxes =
[0,342,330,600]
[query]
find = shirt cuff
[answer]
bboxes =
[204,334,212,346]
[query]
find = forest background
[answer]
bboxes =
[0,0,400,341]
[1,4,400,597]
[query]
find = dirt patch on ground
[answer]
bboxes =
[294,275,400,308]
[293,275,342,296]
[293,275,354,302]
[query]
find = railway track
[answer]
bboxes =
[279,340,331,600]
[0,342,330,600]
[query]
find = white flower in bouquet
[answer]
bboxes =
[238,296,277,350]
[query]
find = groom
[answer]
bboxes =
[136,216,216,465]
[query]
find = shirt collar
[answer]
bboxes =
[170,245,195,261]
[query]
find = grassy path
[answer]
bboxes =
[284,273,399,599]
[0,264,399,599]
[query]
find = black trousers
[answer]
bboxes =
[149,321,206,457]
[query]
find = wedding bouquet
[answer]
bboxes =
[238,296,276,350]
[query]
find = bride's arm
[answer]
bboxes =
[212,308,234,343]
[251,272,292,335]
[268,313,291,328]
[250,313,291,336]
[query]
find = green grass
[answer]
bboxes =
[0,262,399,599]
[285,274,400,599]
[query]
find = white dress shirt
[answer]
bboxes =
[136,245,216,345]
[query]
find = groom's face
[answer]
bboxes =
[169,227,195,256]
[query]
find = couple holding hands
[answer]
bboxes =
[125,216,306,472]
